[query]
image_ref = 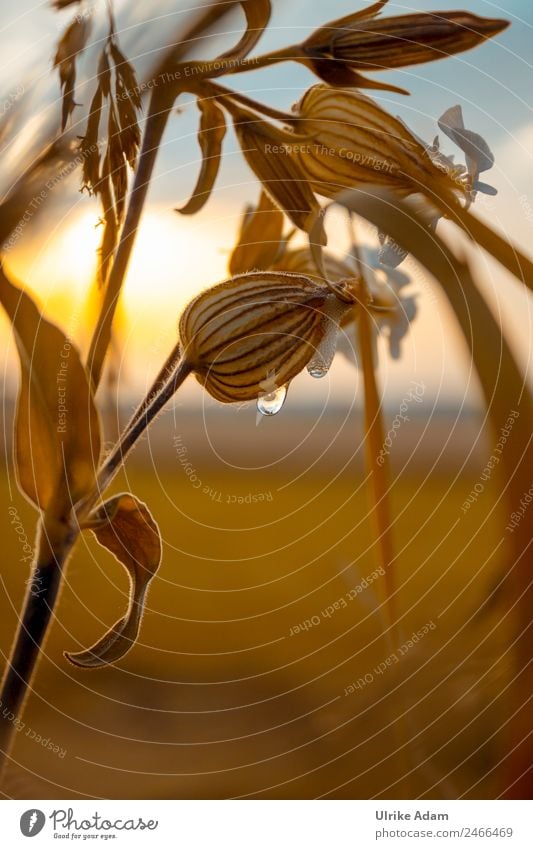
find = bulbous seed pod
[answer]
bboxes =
[291,85,460,202]
[179,272,344,402]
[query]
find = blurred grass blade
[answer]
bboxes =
[340,188,533,796]
[353,250,397,635]
[0,265,101,510]
[445,202,533,296]
[67,493,162,668]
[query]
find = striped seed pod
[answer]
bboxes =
[179,272,343,402]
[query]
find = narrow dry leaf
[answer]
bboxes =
[0,266,101,510]
[66,493,162,668]
[229,190,284,274]
[53,16,92,130]
[177,98,226,215]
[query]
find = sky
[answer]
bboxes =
[0,0,532,410]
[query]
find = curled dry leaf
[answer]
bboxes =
[179,271,346,402]
[66,493,162,668]
[215,0,272,67]
[229,190,284,274]
[0,266,101,510]
[177,98,226,215]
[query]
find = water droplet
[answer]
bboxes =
[257,384,287,416]
[307,363,329,379]
[307,296,350,379]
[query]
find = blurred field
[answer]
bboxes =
[0,408,514,799]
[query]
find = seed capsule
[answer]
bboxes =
[179,272,345,402]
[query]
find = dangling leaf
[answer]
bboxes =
[176,98,226,215]
[53,15,92,130]
[66,493,162,668]
[229,190,284,274]
[216,0,272,66]
[0,266,101,510]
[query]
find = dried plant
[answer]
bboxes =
[0,0,531,799]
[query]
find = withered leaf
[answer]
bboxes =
[176,97,226,215]
[66,493,162,668]
[0,266,101,510]
[54,16,92,130]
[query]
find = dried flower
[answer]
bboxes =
[378,106,496,266]
[290,84,462,205]
[179,271,348,402]
[299,2,508,92]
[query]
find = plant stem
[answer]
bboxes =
[203,80,296,124]
[87,85,177,391]
[0,519,75,779]
[95,358,192,497]
[349,219,397,634]
[226,44,301,74]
